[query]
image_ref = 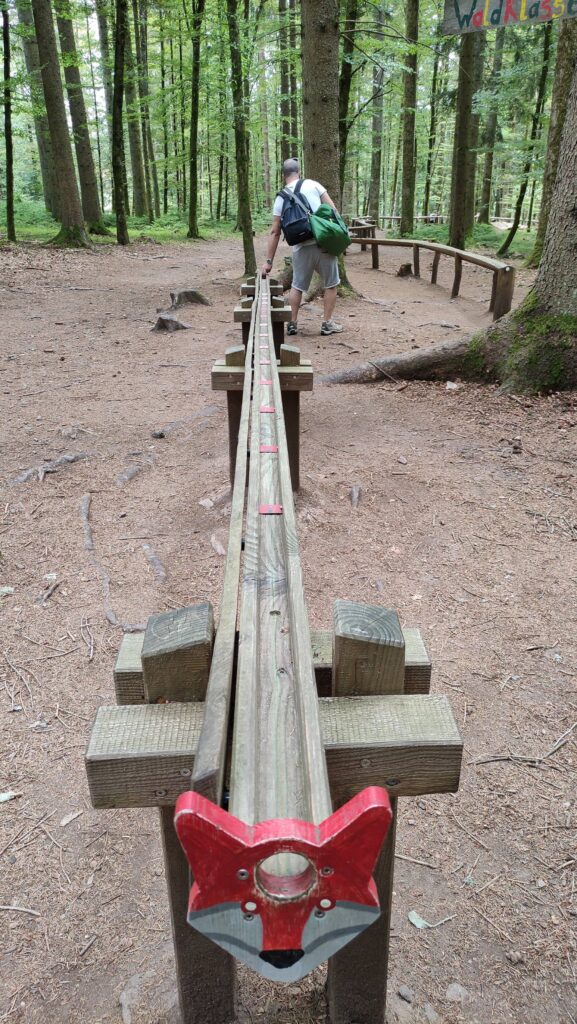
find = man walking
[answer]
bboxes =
[261,158,343,336]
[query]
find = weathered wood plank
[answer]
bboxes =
[212,363,314,392]
[141,605,214,704]
[114,633,145,705]
[333,600,405,697]
[234,305,291,323]
[85,694,462,807]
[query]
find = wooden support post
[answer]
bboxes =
[224,345,246,487]
[280,343,301,491]
[241,321,250,347]
[413,244,420,278]
[431,251,441,285]
[159,805,236,1024]
[328,599,405,1024]
[142,604,214,704]
[451,255,463,299]
[371,243,379,270]
[492,265,515,320]
[272,319,284,358]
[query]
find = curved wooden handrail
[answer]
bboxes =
[348,237,516,321]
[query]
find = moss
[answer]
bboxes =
[463,332,490,377]
[48,224,93,248]
[500,304,577,392]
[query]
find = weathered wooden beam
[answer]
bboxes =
[332,600,405,697]
[112,625,431,706]
[212,362,313,392]
[85,694,462,808]
[234,305,291,323]
[141,604,214,704]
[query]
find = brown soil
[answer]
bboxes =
[1,236,575,1024]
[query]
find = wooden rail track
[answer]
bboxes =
[85,274,463,1024]
[349,236,515,320]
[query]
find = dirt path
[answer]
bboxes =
[1,235,575,1024]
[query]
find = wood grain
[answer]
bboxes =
[333,600,405,696]
[114,633,145,704]
[141,604,214,703]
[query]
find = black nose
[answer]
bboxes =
[259,949,304,970]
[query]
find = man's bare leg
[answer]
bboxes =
[323,286,337,322]
[289,286,303,323]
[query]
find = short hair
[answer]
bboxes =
[282,158,300,177]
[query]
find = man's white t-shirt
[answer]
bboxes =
[273,178,326,251]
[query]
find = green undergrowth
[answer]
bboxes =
[0,198,272,246]
[393,221,537,260]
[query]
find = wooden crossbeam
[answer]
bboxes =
[85,695,462,809]
[113,626,431,705]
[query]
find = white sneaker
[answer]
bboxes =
[320,320,343,335]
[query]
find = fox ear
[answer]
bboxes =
[319,787,393,879]
[174,792,252,881]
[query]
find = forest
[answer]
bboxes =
[1,0,577,390]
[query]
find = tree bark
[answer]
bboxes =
[400,0,418,236]
[132,0,158,219]
[16,0,58,216]
[464,32,485,237]
[187,0,206,238]
[31,0,90,246]
[56,0,107,233]
[112,0,129,244]
[367,8,385,222]
[2,0,15,241]
[84,9,106,212]
[226,0,255,275]
[288,0,299,152]
[497,24,551,256]
[449,33,475,250]
[259,48,272,208]
[477,28,505,225]
[279,0,291,162]
[124,22,147,217]
[338,0,360,196]
[422,37,441,219]
[301,0,340,204]
[528,19,577,267]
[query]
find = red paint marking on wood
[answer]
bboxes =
[258,504,283,515]
[260,445,278,453]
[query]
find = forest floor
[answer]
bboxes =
[1,234,576,1024]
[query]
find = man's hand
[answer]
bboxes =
[261,261,272,276]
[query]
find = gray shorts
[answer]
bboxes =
[292,243,340,293]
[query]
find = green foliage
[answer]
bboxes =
[393,221,538,259]
[502,301,577,391]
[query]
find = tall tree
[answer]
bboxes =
[422,35,442,219]
[301,0,340,203]
[497,23,551,256]
[338,0,360,196]
[400,0,418,236]
[464,32,485,237]
[528,20,577,267]
[449,33,475,250]
[187,0,206,239]
[279,0,291,162]
[477,27,505,225]
[55,0,108,234]
[124,22,147,217]
[226,0,255,275]
[112,0,129,243]
[2,0,15,241]
[16,0,58,216]
[367,6,386,222]
[31,0,90,246]
[288,0,298,151]
[132,0,159,218]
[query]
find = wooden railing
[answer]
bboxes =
[348,237,516,321]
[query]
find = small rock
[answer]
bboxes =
[398,985,414,1004]
[536,878,547,889]
[507,950,525,965]
[199,498,214,510]
[446,983,468,1003]
[30,720,49,731]
[424,1004,441,1024]
[397,455,407,465]
[446,381,459,391]
[151,429,165,439]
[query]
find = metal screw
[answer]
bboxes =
[314,910,325,919]
[243,913,254,922]
[360,758,371,768]
[179,769,191,777]
[237,869,249,881]
[155,788,168,797]
[385,778,400,787]
[320,866,333,876]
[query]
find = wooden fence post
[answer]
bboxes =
[451,254,463,299]
[491,265,515,320]
[280,343,301,491]
[328,599,405,1024]
[224,345,246,488]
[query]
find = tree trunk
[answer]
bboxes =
[448,33,475,250]
[124,23,147,217]
[178,17,187,210]
[400,0,418,236]
[477,27,505,225]
[2,0,15,241]
[279,0,291,162]
[16,0,58,217]
[389,116,402,219]
[288,0,298,151]
[422,39,440,219]
[338,0,360,197]
[56,0,107,234]
[112,0,129,244]
[301,0,340,202]
[159,8,168,214]
[259,49,272,208]
[497,24,551,256]
[187,0,206,239]
[226,0,255,275]
[215,22,227,221]
[464,32,485,237]
[84,9,106,212]
[528,19,577,267]
[31,0,90,246]
[132,0,157,220]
